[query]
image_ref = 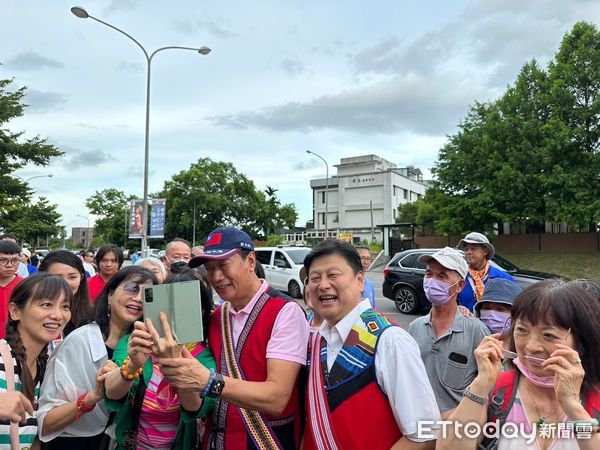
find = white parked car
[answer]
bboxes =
[254,246,311,299]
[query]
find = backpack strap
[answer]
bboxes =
[583,387,600,422]
[0,340,20,450]
[479,370,519,450]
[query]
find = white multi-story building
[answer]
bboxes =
[308,154,427,243]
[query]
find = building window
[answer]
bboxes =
[393,209,396,219]
[321,191,326,204]
[321,213,325,225]
[403,189,408,200]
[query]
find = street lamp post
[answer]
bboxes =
[17,174,54,184]
[306,150,329,240]
[71,6,211,257]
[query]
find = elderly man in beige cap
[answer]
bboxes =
[408,247,490,418]
[456,231,515,312]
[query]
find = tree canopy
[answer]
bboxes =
[0,78,63,242]
[420,21,600,235]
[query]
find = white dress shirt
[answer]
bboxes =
[319,300,441,442]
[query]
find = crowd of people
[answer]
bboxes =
[0,229,598,449]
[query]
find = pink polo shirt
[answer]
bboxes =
[228,280,309,365]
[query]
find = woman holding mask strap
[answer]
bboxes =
[437,279,600,450]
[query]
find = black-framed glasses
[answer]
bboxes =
[0,258,20,267]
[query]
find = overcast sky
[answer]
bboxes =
[2,0,598,236]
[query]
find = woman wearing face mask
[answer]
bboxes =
[39,250,93,337]
[438,279,600,450]
[474,278,522,343]
[0,273,72,449]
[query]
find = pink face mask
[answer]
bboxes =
[513,357,554,388]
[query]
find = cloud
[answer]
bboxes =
[104,0,137,14]
[207,74,487,135]
[24,90,68,113]
[77,123,99,130]
[5,52,64,71]
[292,159,321,171]
[172,17,237,39]
[62,146,116,169]
[117,61,144,72]
[280,58,306,78]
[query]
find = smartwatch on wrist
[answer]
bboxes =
[207,373,225,398]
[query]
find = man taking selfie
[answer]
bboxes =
[158,226,309,449]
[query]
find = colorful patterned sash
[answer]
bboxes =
[307,331,340,450]
[217,298,283,450]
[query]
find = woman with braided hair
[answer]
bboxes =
[0,273,72,449]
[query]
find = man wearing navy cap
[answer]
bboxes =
[159,226,309,449]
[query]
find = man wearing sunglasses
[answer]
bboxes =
[0,240,24,339]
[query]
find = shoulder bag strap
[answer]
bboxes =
[0,340,21,450]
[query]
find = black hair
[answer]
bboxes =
[303,240,362,275]
[95,244,124,269]
[0,233,18,242]
[354,246,371,252]
[92,266,157,340]
[510,279,600,391]
[6,273,72,403]
[39,250,92,335]
[255,261,266,279]
[163,269,213,343]
[0,240,21,255]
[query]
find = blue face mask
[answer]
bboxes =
[479,310,511,334]
[423,278,460,306]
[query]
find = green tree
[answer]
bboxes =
[86,188,137,247]
[0,77,63,229]
[159,158,298,241]
[428,22,600,234]
[2,197,62,246]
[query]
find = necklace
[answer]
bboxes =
[525,380,559,427]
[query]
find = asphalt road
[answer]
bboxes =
[366,269,427,330]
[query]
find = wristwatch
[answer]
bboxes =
[208,373,225,398]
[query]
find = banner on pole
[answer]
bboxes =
[129,200,144,239]
[149,198,166,238]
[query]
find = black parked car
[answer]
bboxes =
[382,248,561,314]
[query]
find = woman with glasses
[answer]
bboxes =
[37,266,157,449]
[103,271,216,450]
[39,250,93,337]
[437,279,600,450]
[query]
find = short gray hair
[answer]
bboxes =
[135,257,167,279]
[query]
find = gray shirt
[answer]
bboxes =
[408,310,490,414]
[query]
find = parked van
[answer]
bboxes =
[254,246,311,298]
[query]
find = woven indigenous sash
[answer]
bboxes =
[307,331,340,450]
[218,298,283,450]
[322,310,390,388]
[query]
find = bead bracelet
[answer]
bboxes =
[120,356,143,381]
[75,393,94,421]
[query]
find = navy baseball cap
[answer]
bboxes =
[188,227,254,268]
[474,278,522,315]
